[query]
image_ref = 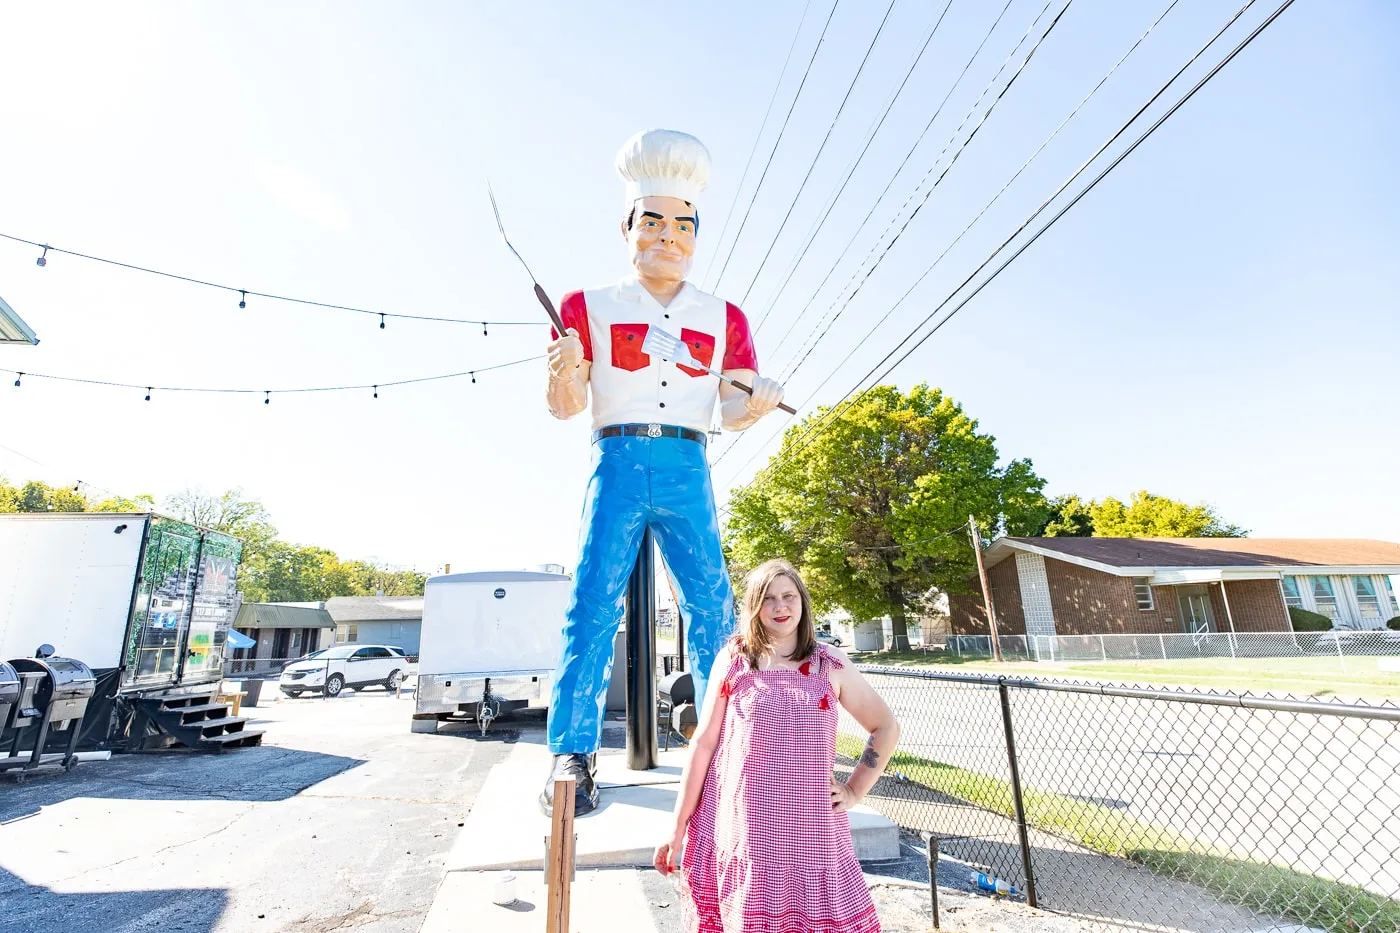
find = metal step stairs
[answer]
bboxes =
[129,692,265,751]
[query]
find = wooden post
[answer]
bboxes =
[969,515,1002,662]
[545,777,575,933]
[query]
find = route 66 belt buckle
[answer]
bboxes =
[646,423,663,438]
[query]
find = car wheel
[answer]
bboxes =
[385,669,403,691]
[325,674,345,697]
[832,638,842,647]
[281,689,303,698]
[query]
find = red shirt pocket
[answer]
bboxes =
[677,329,716,378]
[610,323,651,372]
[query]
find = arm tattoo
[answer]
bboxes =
[859,737,881,769]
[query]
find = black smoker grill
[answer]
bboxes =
[657,670,696,750]
[0,661,18,738]
[1,650,97,782]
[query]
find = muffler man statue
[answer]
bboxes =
[542,129,786,815]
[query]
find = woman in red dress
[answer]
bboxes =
[655,559,901,932]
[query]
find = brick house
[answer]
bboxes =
[950,538,1400,639]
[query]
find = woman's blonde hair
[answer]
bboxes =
[737,559,817,670]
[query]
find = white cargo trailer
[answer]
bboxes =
[412,570,570,734]
[0,512,257,751]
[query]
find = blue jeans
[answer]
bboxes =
[548,432,736,754]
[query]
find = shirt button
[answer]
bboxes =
[659,402,666,408]
[664,314,670,319]
[661,381,668,387]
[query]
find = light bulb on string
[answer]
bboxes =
[379,314,386,330]
[373,385,378,399]
[36,246,48,267]
[470,372,476,384]
[264,391,270,405]
[482,322,489,337]
[13,373,21,387]
[239,290,247,309]
[144,388,152,402]
[73,482,81,493]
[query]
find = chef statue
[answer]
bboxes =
[542,129,786,815]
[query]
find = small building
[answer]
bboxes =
[230,602,336,672]
[324,596,424,655]
[951,537,1400,639]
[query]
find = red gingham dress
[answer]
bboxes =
[681,641,880,932]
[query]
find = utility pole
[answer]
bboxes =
[969,515,1002,662]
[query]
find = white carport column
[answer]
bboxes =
[1219,581,1238,658]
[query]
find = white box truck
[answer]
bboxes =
[412,570,571,734]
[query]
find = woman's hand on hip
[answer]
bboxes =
[830,777,860,812]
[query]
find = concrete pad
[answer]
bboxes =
[447,740,901,871]
[420,869,659,933]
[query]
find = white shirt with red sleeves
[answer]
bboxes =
[553,277,759,434]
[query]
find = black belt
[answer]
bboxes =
[592,423,708,447]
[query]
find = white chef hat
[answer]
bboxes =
[615,129,711,207]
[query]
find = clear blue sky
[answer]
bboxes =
[0,0,1395,575]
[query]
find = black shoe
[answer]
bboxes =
[539,753,600,817]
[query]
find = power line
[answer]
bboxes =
[698,0,816,288]
[721,0,1286,493]
[2,354,543,400]
[734,0,901,309]
[781,0,1182,388]
[751,0,957,336]
[706,0,843,293]
[757,0,1020,362]
[0,232,537,329]
[0,440,125,504]
[778,0,1071,383]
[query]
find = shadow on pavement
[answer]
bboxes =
[0,865,228,933]
[0,745,364,823]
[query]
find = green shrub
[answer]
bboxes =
[1387,616,1400,631]
[1288,606,1333,632]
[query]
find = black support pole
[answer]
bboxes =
[998,680,1038,907]
[625,528,658,770]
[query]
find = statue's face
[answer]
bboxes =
[623,195,696,284]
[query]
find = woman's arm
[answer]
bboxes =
[655,645,733,872]
[828,646,900,808]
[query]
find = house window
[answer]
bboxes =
[1384,576,1399,616]
[1281,576,1303,610]
[1353,577,1381,619]
[1133,578,1154,611]
[1310,578,1338,619]
[336,623,359,643]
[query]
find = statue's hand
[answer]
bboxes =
[548,328,585,377]
[744,374,785,416]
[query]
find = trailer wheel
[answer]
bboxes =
[325,674,345,697]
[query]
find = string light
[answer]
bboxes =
[379,314,386,330]
[0,354,542,403]
[483,322,488,337]
[72,482,81,493]
[36,246,48,267]
[0,232,536,328]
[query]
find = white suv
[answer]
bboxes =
[280,644,410,698]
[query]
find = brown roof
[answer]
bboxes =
[998,537,1400,569]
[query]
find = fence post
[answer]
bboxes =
[997,681,1038,908]
[1098,634,1106,661]
[1334,630,1348,674]
[1159,633,1166,660]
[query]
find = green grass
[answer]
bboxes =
[837,735,1400,932]
[851,651,1400,699]
[1133,850,1400,933]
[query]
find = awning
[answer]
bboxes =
[226,629,256,649]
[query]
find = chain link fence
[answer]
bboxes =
[838,668,1400,932]
[936,630,1400,665]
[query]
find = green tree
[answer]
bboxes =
[345,560,428,597]
[1038,494,1095,537]
[725,385,1047,651]
[1089,490,1246,538]
[89,493,157,511]
[10,480,89,512]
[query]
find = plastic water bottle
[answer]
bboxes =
[972,871,1018,896]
